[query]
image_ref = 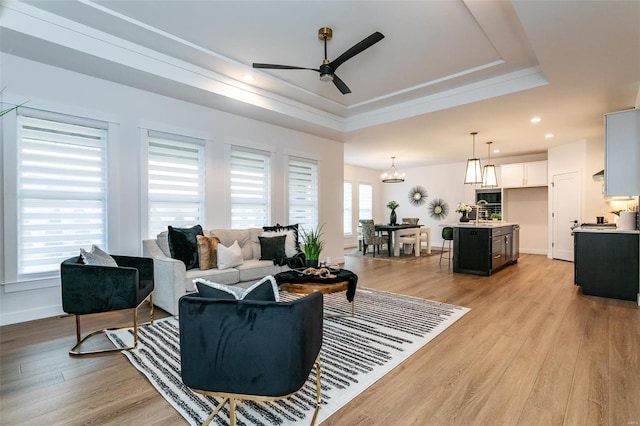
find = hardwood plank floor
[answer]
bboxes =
[1,253,639,425]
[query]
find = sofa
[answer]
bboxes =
[143,227,297,315]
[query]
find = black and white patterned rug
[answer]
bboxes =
[108,288,469,425]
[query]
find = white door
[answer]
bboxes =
[552,171,580,261]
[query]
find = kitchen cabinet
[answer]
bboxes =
[574,230,639,301]
[500,161,548,188]
[605,109,640,196]
[453,225,518,276]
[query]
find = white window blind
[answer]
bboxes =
[147,131,205,238]
[344,181,353,236]
[359,183,373,220]
[289,158,318,233]
[17,111,108,276]
[230,147,271,229]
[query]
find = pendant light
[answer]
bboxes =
[464,132,483,184]
[482,141,498,187]
[381,156,405,183]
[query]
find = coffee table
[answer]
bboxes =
[274,268,358,318]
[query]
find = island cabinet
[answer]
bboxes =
[574,230,639,302]
[500,161,548,188]
[453,225,518,276]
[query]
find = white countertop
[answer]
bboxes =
[448,222,517,228]
[573,227,640,234]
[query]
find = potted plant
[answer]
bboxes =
[387,200,399,225]
[300,224,325,268]
[490,213,501,221]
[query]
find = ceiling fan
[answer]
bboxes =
[252,27,384,95]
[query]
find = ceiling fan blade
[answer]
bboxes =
[329,31,384,71]
[252,63,319,72]
[332,74,351,95]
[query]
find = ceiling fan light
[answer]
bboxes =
[320,73,333,82]
[381,157,405,183]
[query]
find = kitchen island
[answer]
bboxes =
[452,222,519,276]
[573,227,639,303]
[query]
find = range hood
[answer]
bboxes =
[592,169,604,181]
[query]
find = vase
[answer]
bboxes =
[306,259,319,268]
[390,209,397,225]
[459,211,470,222]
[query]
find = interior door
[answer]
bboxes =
[552,171,580,261]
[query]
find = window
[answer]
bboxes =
[358,183,373,221]
[230,147,271,229]
[17,110,108,277]
[344,181,353,236]
[289,157,318,232]
[147,131,205,238]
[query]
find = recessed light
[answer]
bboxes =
[243,75,255,82]
[531,117,541,123]
[493,149,500,153]
[545,133,554,138]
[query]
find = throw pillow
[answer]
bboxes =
[261,230,297,257]
[196,235,221,270]
[168,225,203,270]
[263,223,300,250]
[258,234,287,261]
[217,240,244,270]
[194,275,279,301]
[80,246,118,267]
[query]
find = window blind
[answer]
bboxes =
[230,147,271,229]
[289,158,318,233]
[359,183,373,220]
[17,113,108,276]
[147,131,205,238]
[344,181,353,236]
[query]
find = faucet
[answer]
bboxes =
[476,200,489,224]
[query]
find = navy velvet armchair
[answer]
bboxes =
[61,255,154,355]
[179,291,324,426]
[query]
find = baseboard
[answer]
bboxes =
[1,305,64,326]
[520,249,548,255]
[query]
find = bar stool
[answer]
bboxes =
[440,227,454,264]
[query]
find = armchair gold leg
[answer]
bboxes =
[310,355,322,426]
[69,293,153,356]
[203,397,229,426]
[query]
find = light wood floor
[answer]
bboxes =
[1,253,639,425]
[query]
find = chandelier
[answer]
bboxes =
[381,157,405,183]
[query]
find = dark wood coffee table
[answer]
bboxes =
[275,269,357,318]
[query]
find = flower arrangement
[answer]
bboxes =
[455,202,472,213]
[386,200,399,210]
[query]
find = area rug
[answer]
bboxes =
[108,288,469,425]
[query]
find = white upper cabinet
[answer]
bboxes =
[605,109,640,196]
[500,161,548,188]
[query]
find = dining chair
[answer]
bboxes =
[399,218,420,254]
[440,226,454,264]
[359,219,389,257]
[396,227,419,256]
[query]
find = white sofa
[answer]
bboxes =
[142,227,291,315]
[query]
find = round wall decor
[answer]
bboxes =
[408,186,428,206]
[428,198,449,220]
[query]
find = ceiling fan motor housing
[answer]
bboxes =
[319,62,334,81]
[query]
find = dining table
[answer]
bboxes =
[374,223,430,256]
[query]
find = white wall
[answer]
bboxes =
[0,54,344,325]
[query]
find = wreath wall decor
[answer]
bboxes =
[428,198,449,220]
[408,186,428,207]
